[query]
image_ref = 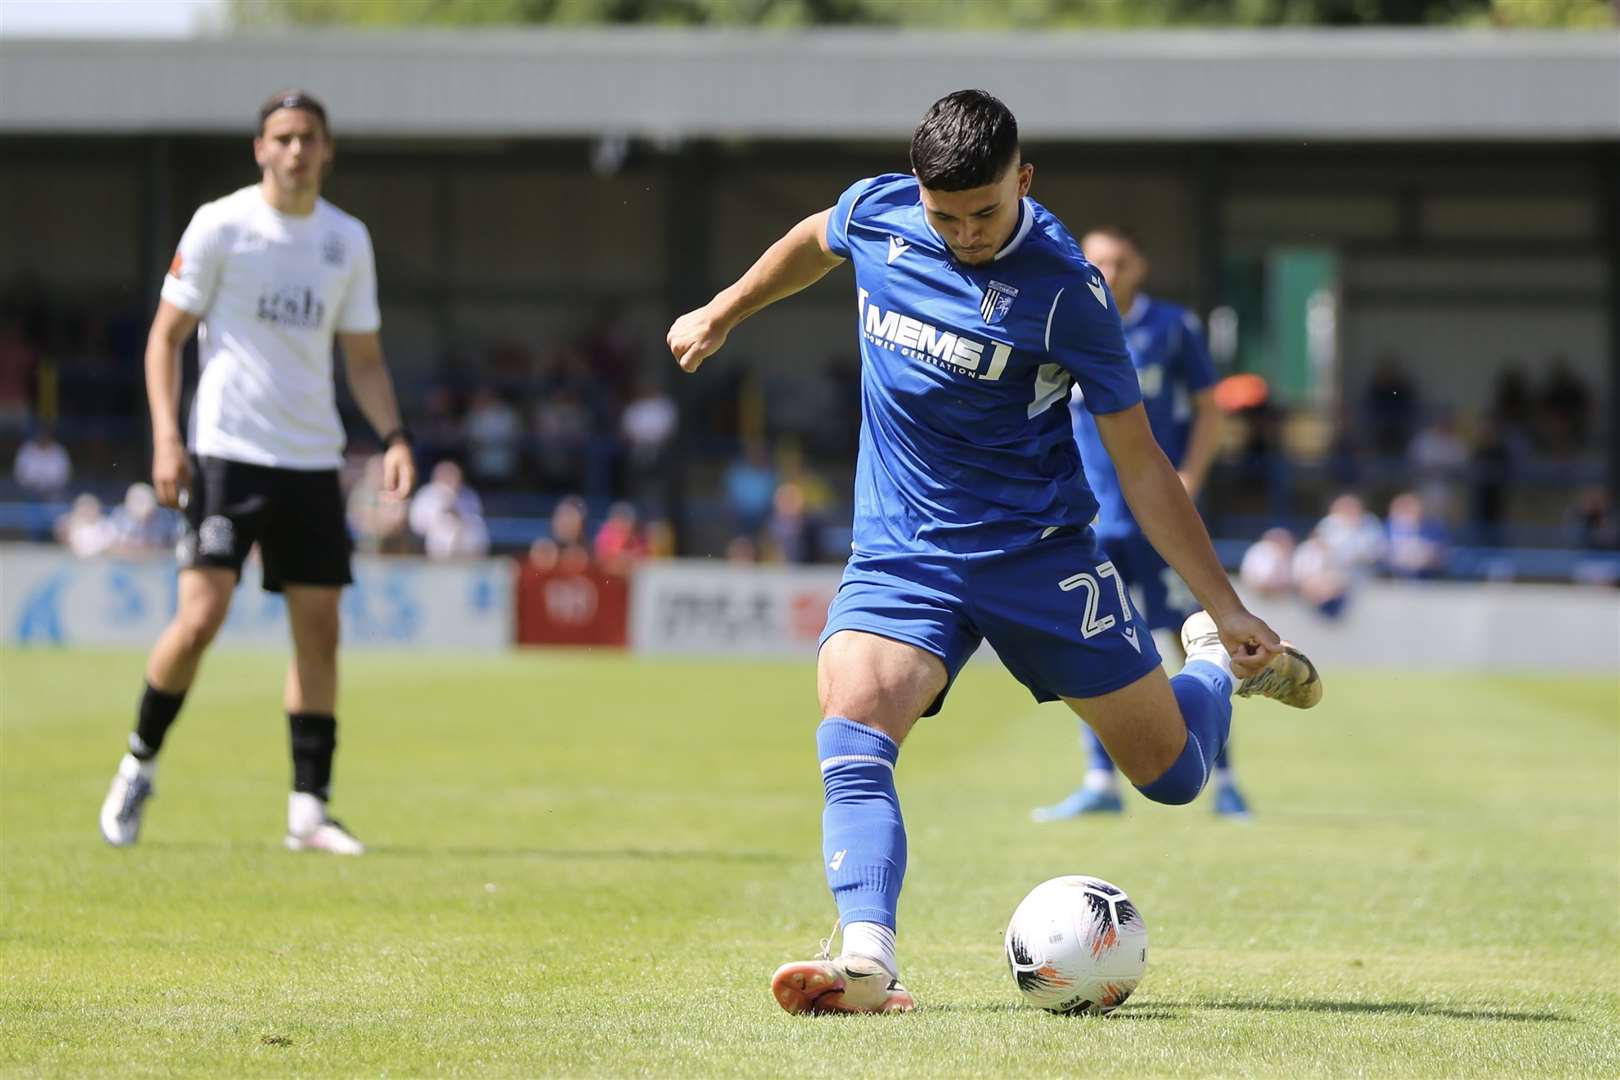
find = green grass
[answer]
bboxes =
[2,648,1617,1077]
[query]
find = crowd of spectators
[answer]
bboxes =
[2,281,1615,577]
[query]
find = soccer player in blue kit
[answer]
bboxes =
[1031,225,1254,821]
[667,90,1321,1015]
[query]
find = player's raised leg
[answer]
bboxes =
[99,567,235,847]
[1066,611,1318,806]
[281,585,363,855]
[769,629,941,1015]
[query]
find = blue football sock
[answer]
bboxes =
[1084,726,1116,774]
[817,717,905,930]
[1135,660,1233,806]
[1214,742,1232,773]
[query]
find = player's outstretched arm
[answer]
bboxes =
[1095,403,1283,672]
[339,331,416,500]
[145,299,201,508]
[667,209,843,374]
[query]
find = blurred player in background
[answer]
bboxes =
[667,89,1320,1015]
[1030,226,1252,821]
[98,90,416,855]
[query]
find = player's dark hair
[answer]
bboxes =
[1084,225,1144,253]
[910,90,1020,192]
[258,89,330,137]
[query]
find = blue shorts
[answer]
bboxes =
[1096,533,1198,632]
[821,529,1162,716]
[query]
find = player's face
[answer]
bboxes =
[254,108,332,194]
[917,160,1034,266]
[1081,232,1148,299]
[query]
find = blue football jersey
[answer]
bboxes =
[1071,294,1216,541]
[826,174,1141,557]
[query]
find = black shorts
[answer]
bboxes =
[178,455,353,593]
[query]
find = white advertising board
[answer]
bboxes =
[629,559,1618,674]
[628,560,842,656]
[0,545,513,651]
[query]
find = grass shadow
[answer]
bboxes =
[1149,999,1568,1023]
[923,1003,1183,1021]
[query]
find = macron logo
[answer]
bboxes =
[1122,626,1142,654]
[829,850,847,872]
[887,236,909,265]
[1087,275,1109,308]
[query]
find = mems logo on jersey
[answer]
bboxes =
[257,286,327,331]
[858,288,1011,381]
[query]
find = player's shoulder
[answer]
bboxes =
[314,198,372,240]
[188,185,259,229]
[842,172,919,223]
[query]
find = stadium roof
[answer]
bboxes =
[2,28,1617,142]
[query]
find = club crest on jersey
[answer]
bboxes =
[980,280,1018,326]
[322,233,346,267]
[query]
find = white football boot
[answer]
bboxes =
[770,922,916,1015]
[1181,610,1323,709]
[99,753,156,847]
[283,792,365,855]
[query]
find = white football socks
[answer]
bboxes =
[1082,767,1119,794]
[288,791,326,836]
[841,921,899,980]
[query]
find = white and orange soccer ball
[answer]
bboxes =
[1004,875,1149,1015]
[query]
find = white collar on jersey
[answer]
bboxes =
[992,198,1036,261]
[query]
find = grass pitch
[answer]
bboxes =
[2,648,1616,1077]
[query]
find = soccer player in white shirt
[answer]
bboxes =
[99,91,416,855]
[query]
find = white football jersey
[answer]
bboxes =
[161,186,380,469]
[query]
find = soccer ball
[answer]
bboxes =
[1004,875,1148,1015]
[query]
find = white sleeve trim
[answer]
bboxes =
[819,753,894,773]
[1044,287,1065,352]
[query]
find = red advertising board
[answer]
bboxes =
[515,563,630,647]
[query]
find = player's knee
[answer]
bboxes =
[295,613,340,658]
[1132,774,1200,806]
[174,600,229,653]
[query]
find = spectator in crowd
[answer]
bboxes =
[1489,363,1534,447]
[1386,491,1449,579]
[767,480,822,564]
[620,380,678,491]
[1406,410,1468,521]
[1535,355,1592,454]
[593,501,648,572]
[347,453,411,555]
[1291,529,1350,619]
[1313,493,1386,576]
[464,387,523,489]
[725,534,759,564]
[423,503,490,560]
[409,460,484,542]
[0,315,36,434]
[54,493,111,557]
[1239,527,1296,596]
[414,385,468,473]
[105,482,177,555]
[1564,485,1620,551]
[532,386,592,492]
[725,440,777,539]
[527,495,591,574]
[13,425,72,499]
[1469,419,1517,547]
[1363,352,1420,457]
[644,518,678,559]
